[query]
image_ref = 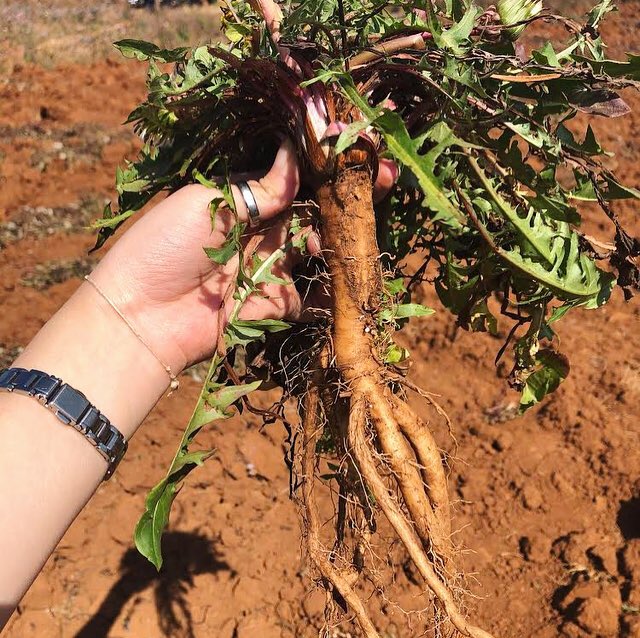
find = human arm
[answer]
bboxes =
[0,142,305,627]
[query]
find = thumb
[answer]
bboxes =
[231,139,300,223]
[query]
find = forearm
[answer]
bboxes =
[0,282,176,626]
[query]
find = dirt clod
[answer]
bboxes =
[574,596,620,636]
[555,531,616,572]
[492,430,514,452]
[520,535,552,563]
[623,540,640,582]
[623,615,640,638]
[521,483,544,510]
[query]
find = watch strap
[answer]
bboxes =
[0,367,127,480]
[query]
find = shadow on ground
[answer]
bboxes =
[74,531,232,638]
[618,495,640,540]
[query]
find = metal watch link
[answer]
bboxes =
[0,367,127,480]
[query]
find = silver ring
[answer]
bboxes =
[235,181,260,227]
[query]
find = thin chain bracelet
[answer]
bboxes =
[84,276,180,392]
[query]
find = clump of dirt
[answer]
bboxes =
[19,256,97,291]
[0,199,103,247]
[0,344,24,370]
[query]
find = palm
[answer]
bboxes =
[91,140,392,372]
[91,174,301,372]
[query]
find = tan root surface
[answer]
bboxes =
[294,148,496,638]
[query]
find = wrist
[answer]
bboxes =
[13,282,170,440]
[87,263,191,376]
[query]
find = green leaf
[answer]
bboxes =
[134,344,259,570]
[468,155,554,264]
[226,319,291,348]
[209,197,226,228]
[572,54,640,81]
[335,121,370,154]
[202,381,262,418]
[114,39,187,62]
[193,169,218,189]
[384,277,406,296]
[557,124,607,156]
[134,479,174,570]
[394,303,435,319]
[91,209,135,229]
[250,254,289,286]
[547,303,574,324]
[225,22,253,43]
[385,343,409,364]
[520,349,570,412]
[469,300,498,335]
[339,76,466,229]
[533,42,560,67]
[204,241,238,265]
[571,171,640,202]
[463,161,615,305]
[204,222,245,265]
[586,0,617,29]
[496,0,543,39]
[445,0,472,21]
[380,303,435,323]
[134,449,211,569]
[234,319,291,333]
[525,194,581,224]
[438,6,481,53]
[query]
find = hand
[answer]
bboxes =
[89,141,306,375]
[89,140,398,376]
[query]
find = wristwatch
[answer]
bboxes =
[0,367,127,480]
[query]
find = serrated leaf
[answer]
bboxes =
[114,39,187,62]
[204,241,238,265]
[587,0,617,29]
[438,6,481,53]
[519,349,570,412]
[468,155,555,264]
[533,42,560,67]
[134,344,260,569]
[251,254,289,285]
[571,171,640,202]
[204,221,245,265]
[339,77,466,229]
[557,124,607,156]
[572,54,640,81]
[525,194,581,224]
